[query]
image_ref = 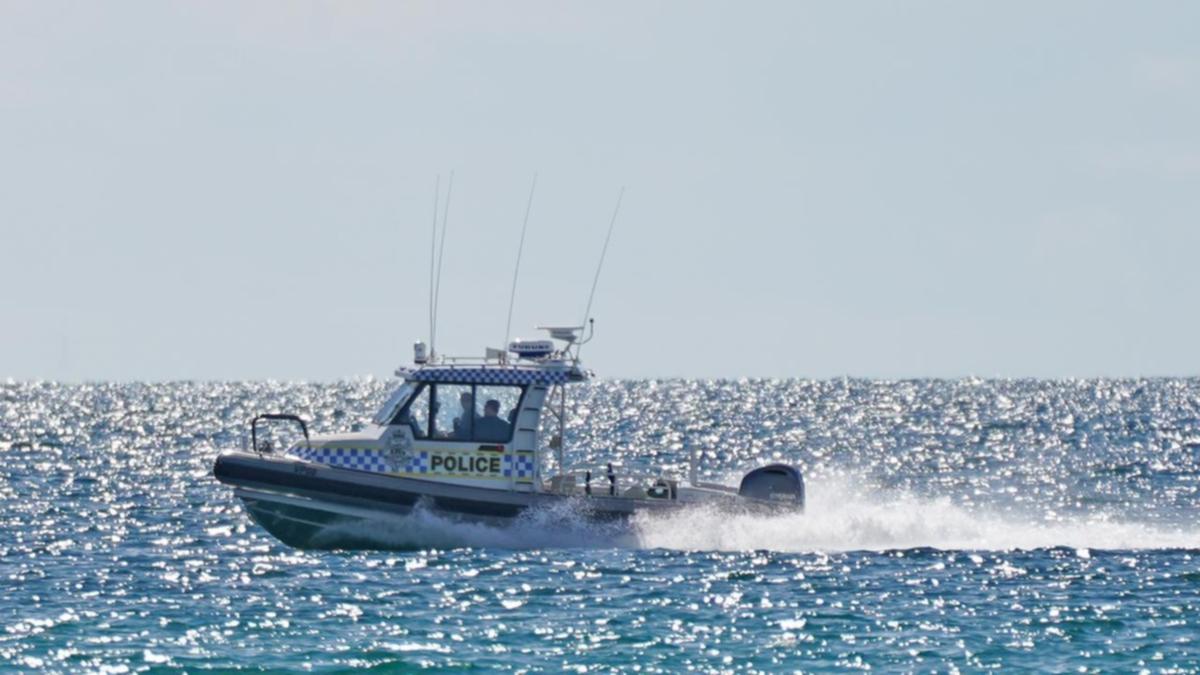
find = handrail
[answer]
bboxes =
[250,414,310,454]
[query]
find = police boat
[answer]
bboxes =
[213,326,805,549]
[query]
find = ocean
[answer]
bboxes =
[2,378,1198,672]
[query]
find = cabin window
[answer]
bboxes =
[421,383,525,443]
[393,384,431,439]
[373,383,416,426]
[434,384,475,441]
[474,385,521,443]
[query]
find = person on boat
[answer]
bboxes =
[453,391,476,439]
[475,399,511,442]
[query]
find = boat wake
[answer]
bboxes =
[308,474,1199,553]
[632,476,1198,552]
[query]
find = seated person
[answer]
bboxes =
[398,397,433,439]
[397,408,426,438]
[474,399,512,442]
[453,391,476,439]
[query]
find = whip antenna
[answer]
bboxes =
[428,174,441,355]
[503,173,538,354]
[577,186,625,353]
[431,170,455,359]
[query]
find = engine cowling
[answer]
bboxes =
[738,464,805,509]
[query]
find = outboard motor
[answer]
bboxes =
[738,464,805,509]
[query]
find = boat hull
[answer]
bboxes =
[214,451,671,548]
[213,451,799,549]
[236,487,405,549]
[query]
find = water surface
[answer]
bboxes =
[2,379,1198,671]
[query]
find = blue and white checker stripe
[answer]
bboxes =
[289,445,534,479]
[501,454,536,478]
[289,446,389,473]
[409,367,571,386]
[404,451,430,474]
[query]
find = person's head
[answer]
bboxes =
[484,400,500,417]
[459,391,473,408]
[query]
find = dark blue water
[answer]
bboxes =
[2,379,1199,671]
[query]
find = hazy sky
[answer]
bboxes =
[3,2,1198,380]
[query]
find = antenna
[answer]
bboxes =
[577,186,624,355]
[503,173,538,355]
[431,170,455,359]
[428,175,440,354]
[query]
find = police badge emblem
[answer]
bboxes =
[385,429,412,472]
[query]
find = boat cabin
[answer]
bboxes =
[279,349,588,493]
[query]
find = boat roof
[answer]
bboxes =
[402,362,588,387]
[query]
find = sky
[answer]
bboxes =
[2,1,1199,381]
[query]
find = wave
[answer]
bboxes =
[307,475,1199,553]
[631,475,1199,552]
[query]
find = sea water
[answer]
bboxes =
[1,378,1198,671]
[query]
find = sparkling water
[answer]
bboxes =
[2,379,1198,671]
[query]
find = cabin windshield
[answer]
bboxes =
[425,383,524,443]
[371,383,416,426]
[373,379,527,444]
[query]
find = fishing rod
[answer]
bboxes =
[575,186,625,360]
[427,175,440,357]
[503,173,539,358]
[430,171,455,360]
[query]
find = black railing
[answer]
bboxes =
[250,414,310,454]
